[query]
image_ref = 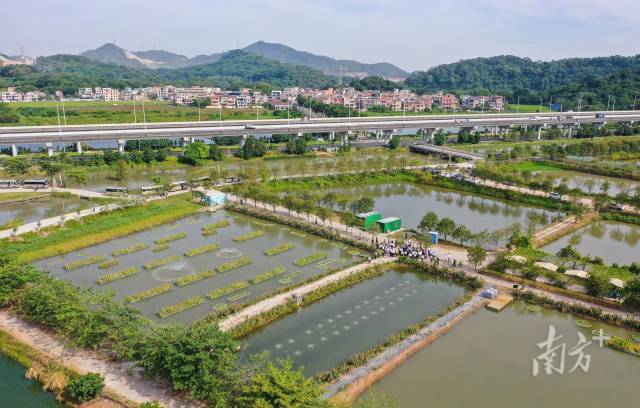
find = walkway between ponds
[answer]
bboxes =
[326,293,489,404]
[0,310,197,408]
[219,257,395,331]
[0,186,107,199]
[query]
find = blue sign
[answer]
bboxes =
[550,103,561,111]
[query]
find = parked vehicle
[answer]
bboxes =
[22,179,49,189]
[607,203,624,211]
[549,192,562,200]
[596,113,606,119]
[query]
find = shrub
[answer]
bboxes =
[207,281,249,300]
[154,232,187,245]
[233,230,265,242]
[97,267,139,284]
[152,243,169,252]
[98,258,119,269]
[202,219,231,232]
[185,243,220,257]
[264,243,295,256]
[216,256,252,273]
[126,283,173,303]
[157,296,205,318]
[294,251,326,267]
[143,255,181,270]
[112,243,148,256]
[250,267,286,284]
[62,255,106,271]
[65,373,104,403]
[175,270,216,287]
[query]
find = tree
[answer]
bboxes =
[241,359,329,408]
[623,276,640,307]
[349,196,375,214]
[467,246,487,270]
[418,211,439,234]
[4,157,31,176]
[142,147,156,164]
[433,130,447,146]
[237,136,266,160]
[585,272,609,297]
[209,144,224,161]
[436,217,456,240]
[320,192,338,209]
[181,141,209,166]
[286,138,308,155]
[600,181,611,196]
[114,159,128,183]
[66,168,87,186]
[65,373,104,403]
[387,135,400,149]
[452,225,473,245]
[39,160,65,186]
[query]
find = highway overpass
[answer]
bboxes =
[0,110,638,155]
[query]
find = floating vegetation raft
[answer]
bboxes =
[112,243,148,257]
[202,220,231,236]
[207,281,249,300]
[289,230,306,238]
[524,304,542,313]
[294,251,326,267]
[63,255,106,271]
[97,267,139,285]
[216,256,252,273]
[233,230,265,242]
[154,232,187,245]
[98,258,119,269]
[175,270,216,287]
[252,221,275,227]
[606,336,640,357]
[250,266,286,284]
[264,242,295,256]
[185,243,220,257]
[278,271,302,285]
[227,291,250,302]
[157,296,205,318]
[348,250,365,257]
[152,244,169,252]
[633,334,640,344]
[574,319,593,329]
[126,283,173,303]
[143,255,182,270]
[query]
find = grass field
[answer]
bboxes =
[494,161,562,173]
[0,192,50,204]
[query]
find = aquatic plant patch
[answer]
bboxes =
[111,243,148,257]
[289,231,306,238]
[574,319,593,328]
[154,232,187,245]
[252,221,275,227]
[207,281,249,300]
[184,243,220,257]
[202,219,231,231]
[126,283,173,303]
[250,266,286,284]
[216,256,252,273]
[278,270,302,285]
[143,255,182,270]
[175,270,216,287]
[606,336,640,357]
[227,291,250,302]
[152,244,169,252]
[264,242,295,256]
[294,251,327,267]
[156,296,205,318]
[233,230,265,242]
[63,255,106,271]
[98,258,119,269]
[97,267,139,284]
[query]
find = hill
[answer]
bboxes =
[81,43,222,69]
[242,41,408,79]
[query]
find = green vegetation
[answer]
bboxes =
[111,243,148,256]
[202,219,231,233]
[97,258,119,269]
[143,255,182,270]
[216,256,252,273]
[606,336,640,357]
[180,142,209,166]
[62,256,106,271]
[125,283,173,303]
[65,373,104,403]
[250,267,287,284]
[207,281,249,300]
[96,267,139,285]
[152,243,169,252]
[175,270,216,287]
[154,232,187,245]
[264,242,295,256]
[0,192,49,204]
[157,296,205,318]
[184,243,220,257]
[232,230,265,242]
[294,251,326,266]
[1,195,200,262]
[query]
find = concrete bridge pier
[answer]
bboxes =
[421,128,435,143]
[180,137,190,150]
[537,125,544,140]
[45,142,54,157]
[11,144,17,157]
[296,132,303,139]
[76,142,83,154]
[117,139,125,153]
[240,134,247,147]
[329,131,335,142]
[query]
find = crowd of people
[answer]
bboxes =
[375,239,460,266]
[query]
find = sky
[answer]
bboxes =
[1,0,639,72]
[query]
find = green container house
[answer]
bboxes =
[377,217,402,233]
[357,211,382,229]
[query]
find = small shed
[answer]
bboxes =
[357,211,382,229]
[194,188,227,206]
[377,217,402,233]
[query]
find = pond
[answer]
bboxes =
[543,169,639,197]
[241,265,465,376]
[0,353,62,408]
[36,211,363,324]
[323,183,559,237]
[541,220,640,266]
[0,196,97,227]
[364,300,640,408]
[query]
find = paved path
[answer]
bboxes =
[219,257,394,331]
[0,310,197,408]
[0,186,106,198]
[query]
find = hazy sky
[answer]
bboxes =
[2,0,638,71]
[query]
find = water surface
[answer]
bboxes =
[0,353,62,408]
[0,196,97,226]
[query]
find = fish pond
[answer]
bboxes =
[240,265,466,375]
[0,195,98,227]
[36,211,364,324]
[0,353,62,408]
[364,300,640,408]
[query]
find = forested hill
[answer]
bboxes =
[405,55,640,95]
[0,51,339,95]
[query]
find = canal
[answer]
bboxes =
[0,353,62,408]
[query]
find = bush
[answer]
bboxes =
[65,373,104,403]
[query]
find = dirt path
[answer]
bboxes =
[219,257,394,331]
[0,310,197,408]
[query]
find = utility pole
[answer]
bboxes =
[133,100,137,123]
[633,95,637,111]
